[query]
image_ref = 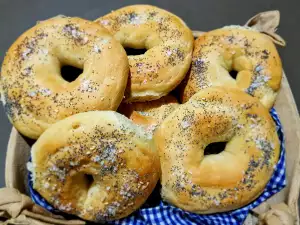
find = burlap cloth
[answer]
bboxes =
[193,10,286,47]
[0,187,294,225]
[255,203,294,225]
[0,188,85,225]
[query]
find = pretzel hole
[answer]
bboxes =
[125,48,147,56]
[229,69,238,80]
[204,142,227,155]
[61,65,83,82]
[84,174,94,188]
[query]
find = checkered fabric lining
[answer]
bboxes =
[28,108,286,225]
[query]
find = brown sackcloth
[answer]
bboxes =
[244,10,286,46]
[193,10,286,47]
[253,203,295,225]
[0,188,85,225]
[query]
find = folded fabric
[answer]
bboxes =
[0,188,85,225]
[244,10,286,46]
[257,203,294,225]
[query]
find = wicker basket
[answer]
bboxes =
[3,10,300,224]
[4,72,300,224]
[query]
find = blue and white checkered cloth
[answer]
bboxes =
[29,108,286,225]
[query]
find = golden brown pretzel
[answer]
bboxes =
[118,95,179,132]
[29,111,160,222]
[95,5,194,102]
[0,16,129,139]
[181,26,282,109]
[155,87,280,214]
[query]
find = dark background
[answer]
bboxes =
[0,0,299,188]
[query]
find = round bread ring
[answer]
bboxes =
[155,87,280,214]
[29,111,160,222]
[181,26,282,109]
[95,5,194,102]
[0,16,129,139]
[118,95,179,132]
